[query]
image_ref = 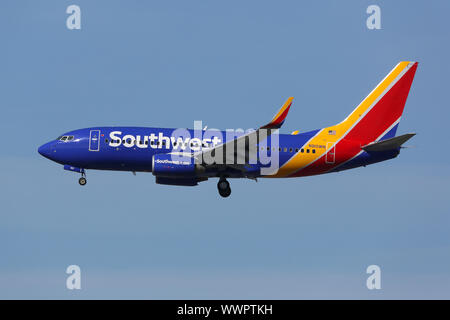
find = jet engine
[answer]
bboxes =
[152,153,204,177]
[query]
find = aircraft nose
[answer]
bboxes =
[38,142,53,159]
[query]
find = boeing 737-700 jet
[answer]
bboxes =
[38,61,418,197]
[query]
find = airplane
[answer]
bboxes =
[38,61,418,198]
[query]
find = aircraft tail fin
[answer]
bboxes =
[337,61,418,143]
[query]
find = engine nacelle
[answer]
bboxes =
[152,153,201,177]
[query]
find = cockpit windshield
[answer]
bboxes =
[57,135,74,142]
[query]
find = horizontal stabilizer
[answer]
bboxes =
[362,133,416,152]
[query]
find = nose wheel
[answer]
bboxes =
[78,172,87,186]
[217,178,231,198]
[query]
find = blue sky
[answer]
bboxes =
[1,0,449,299]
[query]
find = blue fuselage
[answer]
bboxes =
[38,126,398,177]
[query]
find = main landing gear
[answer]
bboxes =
[217,178,231,198]
[78,171,87,186]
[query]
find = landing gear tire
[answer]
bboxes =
[79,177,87,186]
[217,178,231,198]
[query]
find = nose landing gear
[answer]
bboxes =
[63,165,87,186]
[217,178,231,198]
[78,172,87,186]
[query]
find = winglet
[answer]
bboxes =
[261,97,293,129]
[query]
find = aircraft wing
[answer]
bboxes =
[192,97,293,175]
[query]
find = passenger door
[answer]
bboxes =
[326,142,335,164]
[89,130,101,151]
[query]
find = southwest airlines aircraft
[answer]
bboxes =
[38,61,418,197]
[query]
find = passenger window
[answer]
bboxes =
[289,148,293,152]
[61,136,67,141]
[283,148,287,152]
[312,149,316,153]
[295,148,299,152]
[307,149,310,153]
[301,149,304,153]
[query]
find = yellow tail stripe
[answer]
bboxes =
[272,61,411,177]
